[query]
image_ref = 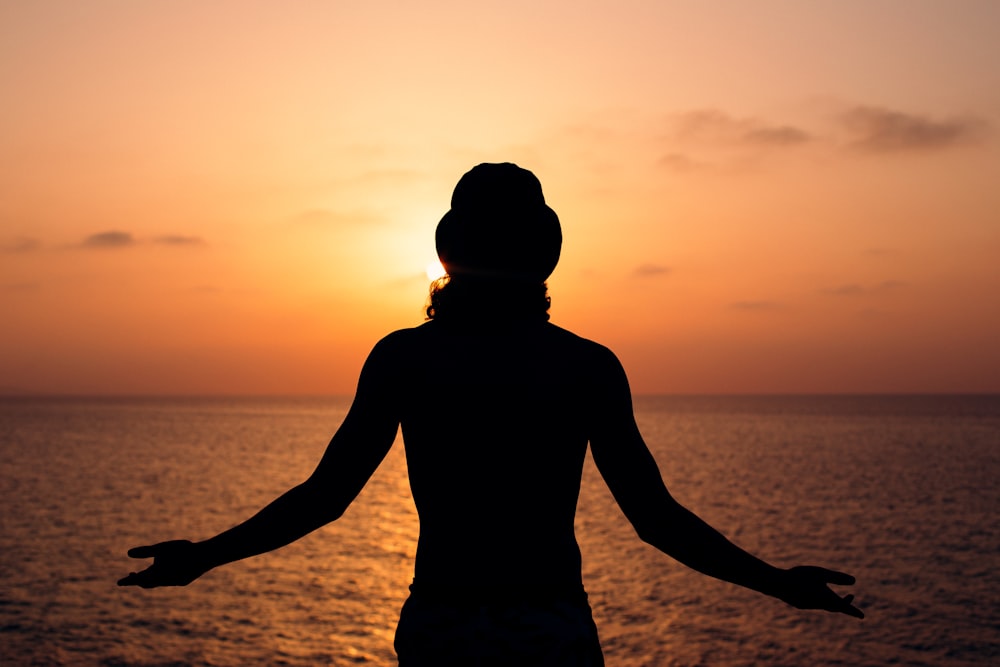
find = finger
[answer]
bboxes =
[118,568,165,589]
[127,545,158,559]
[843,602,865,619]
[838,594,864,619]
[117,571,144,586]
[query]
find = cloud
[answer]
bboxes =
[1,236,42,253]
[672,110,734,140]
[841,106,986,152]
[658,153,705,172]
[290,209,383,226]
[729,300,782,311]
[742,126,811,146]
[154,235,206,246]
[352,168,424,186]
[82,230,134,248]
[3,281,40,291]
[660,109,813,172]
[822,281,906,296]
[863,246,895,257]
[633,263,671,278]
[671,109,812,148]
[825,283,865,296]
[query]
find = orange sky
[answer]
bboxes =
[2,1,999,395]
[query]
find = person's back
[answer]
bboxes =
[385,318,611,664]
[397,319,600,595]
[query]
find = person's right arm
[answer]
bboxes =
[118,332,406,588]
[585,345,863,618]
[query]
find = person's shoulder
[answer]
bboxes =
[543,322,608,349]
[371,324,427,351]
[543,323,621,364]
[358,326,429,378]
[372,320,453,354]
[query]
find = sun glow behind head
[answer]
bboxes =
[425,260,446,282]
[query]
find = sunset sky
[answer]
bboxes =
[2,0,998,395]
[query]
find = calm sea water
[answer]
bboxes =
[0,395,997,666]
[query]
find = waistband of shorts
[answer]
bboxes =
[407,579,590,607]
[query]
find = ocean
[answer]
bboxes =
[1,394,997,666]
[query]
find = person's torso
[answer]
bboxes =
[393,320,602,592]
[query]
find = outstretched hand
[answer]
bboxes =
[117,540,211,589]
[773,565,864,618]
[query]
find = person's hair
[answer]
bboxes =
[425,275,551,323]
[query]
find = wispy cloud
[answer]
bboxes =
[290,209,383,227]
[841,106,986,152]
[660,109,813,173]
[658,153,705,172]
[3,281,41,291]
[822,281,906,296]
[633,263,671,278]
[729,300,782,311]
[825,283,865,297]
[661,104,987,165]
[82,230,134,248]
[863,246,895,257]
[671,109,812,148]
[153,235,206,246]
[352,168,424,186]
[1,236,42,253]
[742,125,811,146]
[559,123,618,143]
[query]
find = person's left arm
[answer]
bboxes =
[586,343,863,618]
[118,333,406,588]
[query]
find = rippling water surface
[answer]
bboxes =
[1,395,997,666]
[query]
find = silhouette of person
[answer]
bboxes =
[119,163,863,665]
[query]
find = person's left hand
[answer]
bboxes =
[117,540,210,588]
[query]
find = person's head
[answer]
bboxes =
[427,163,561,322]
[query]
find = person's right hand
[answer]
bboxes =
[117,540,211,588]
[773,565,864,618]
